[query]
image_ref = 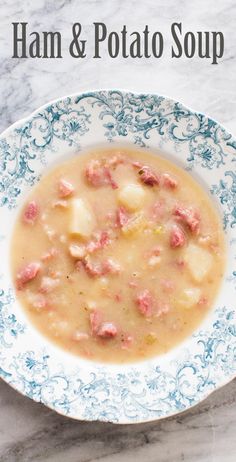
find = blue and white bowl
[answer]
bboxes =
[0,90,236,423]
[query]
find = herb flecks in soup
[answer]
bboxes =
[11,148,225,363]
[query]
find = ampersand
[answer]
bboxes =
[69,23,86,58]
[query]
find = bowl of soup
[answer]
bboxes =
[0,90,235,423]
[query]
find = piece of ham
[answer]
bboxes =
[83,258,103,277]
[102,258,121,275]
[103,167,118,189]
[85,159,118,189]
[83,257,121,278]
[90,309,103,335]
[41,248,59,262]
[135,289,154,317]
[89,310,117,338]
[97,322,118,338]
[132,161,143,169]
[23,201,39,225]
[58,179,74,198]
[16,262,41,289]
[116,206,129,227]
[169,224,186,248]
[173,205,200,235]
[138,166,160,186]
[86,231,110,254]
[161,173,178,189]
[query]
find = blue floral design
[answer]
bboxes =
[0,90,235,423]
[211,171,236,228]
[1,91,236,209]
[0,289,25,347]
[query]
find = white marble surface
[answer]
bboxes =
[0,0,236,461]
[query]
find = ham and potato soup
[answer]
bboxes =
[11,147,225,363]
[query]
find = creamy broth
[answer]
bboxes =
[11,147,226,363]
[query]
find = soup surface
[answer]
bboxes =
[11,147,225,363]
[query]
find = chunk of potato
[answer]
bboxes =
[184,243,213,282]
[177,287,201,309]
[69,198,96,238]
[118,183,145,211]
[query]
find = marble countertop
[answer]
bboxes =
[0,0,235,461]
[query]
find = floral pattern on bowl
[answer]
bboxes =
[0,90,236,423]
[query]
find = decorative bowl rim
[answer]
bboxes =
[0,89,235,424]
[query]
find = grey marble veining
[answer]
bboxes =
[0,378,236,462]
[0,0,236,461]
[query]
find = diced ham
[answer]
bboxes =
[41,248,58,262]
[75,260,85,272]
[86,231,110,254]
[135,289,154,317]
[58,179,74,198]
[173,205,200,235]
[16,262,41,289]
[99,231,110,248]
[161,173,178,189]
[23,201,39,225]
[132,161,143,169]
[83,257,104,277]
[40,277,60,293]
[103,167,118,189]
[138,166,160,187]
[83,256,121,278]
[170,224,186,248]
[85,159,117,189]
[89,309,103,335]
[85,160,102,186]
[97,322,118,338]
[102,258,121,275]
[116,206,129,227]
